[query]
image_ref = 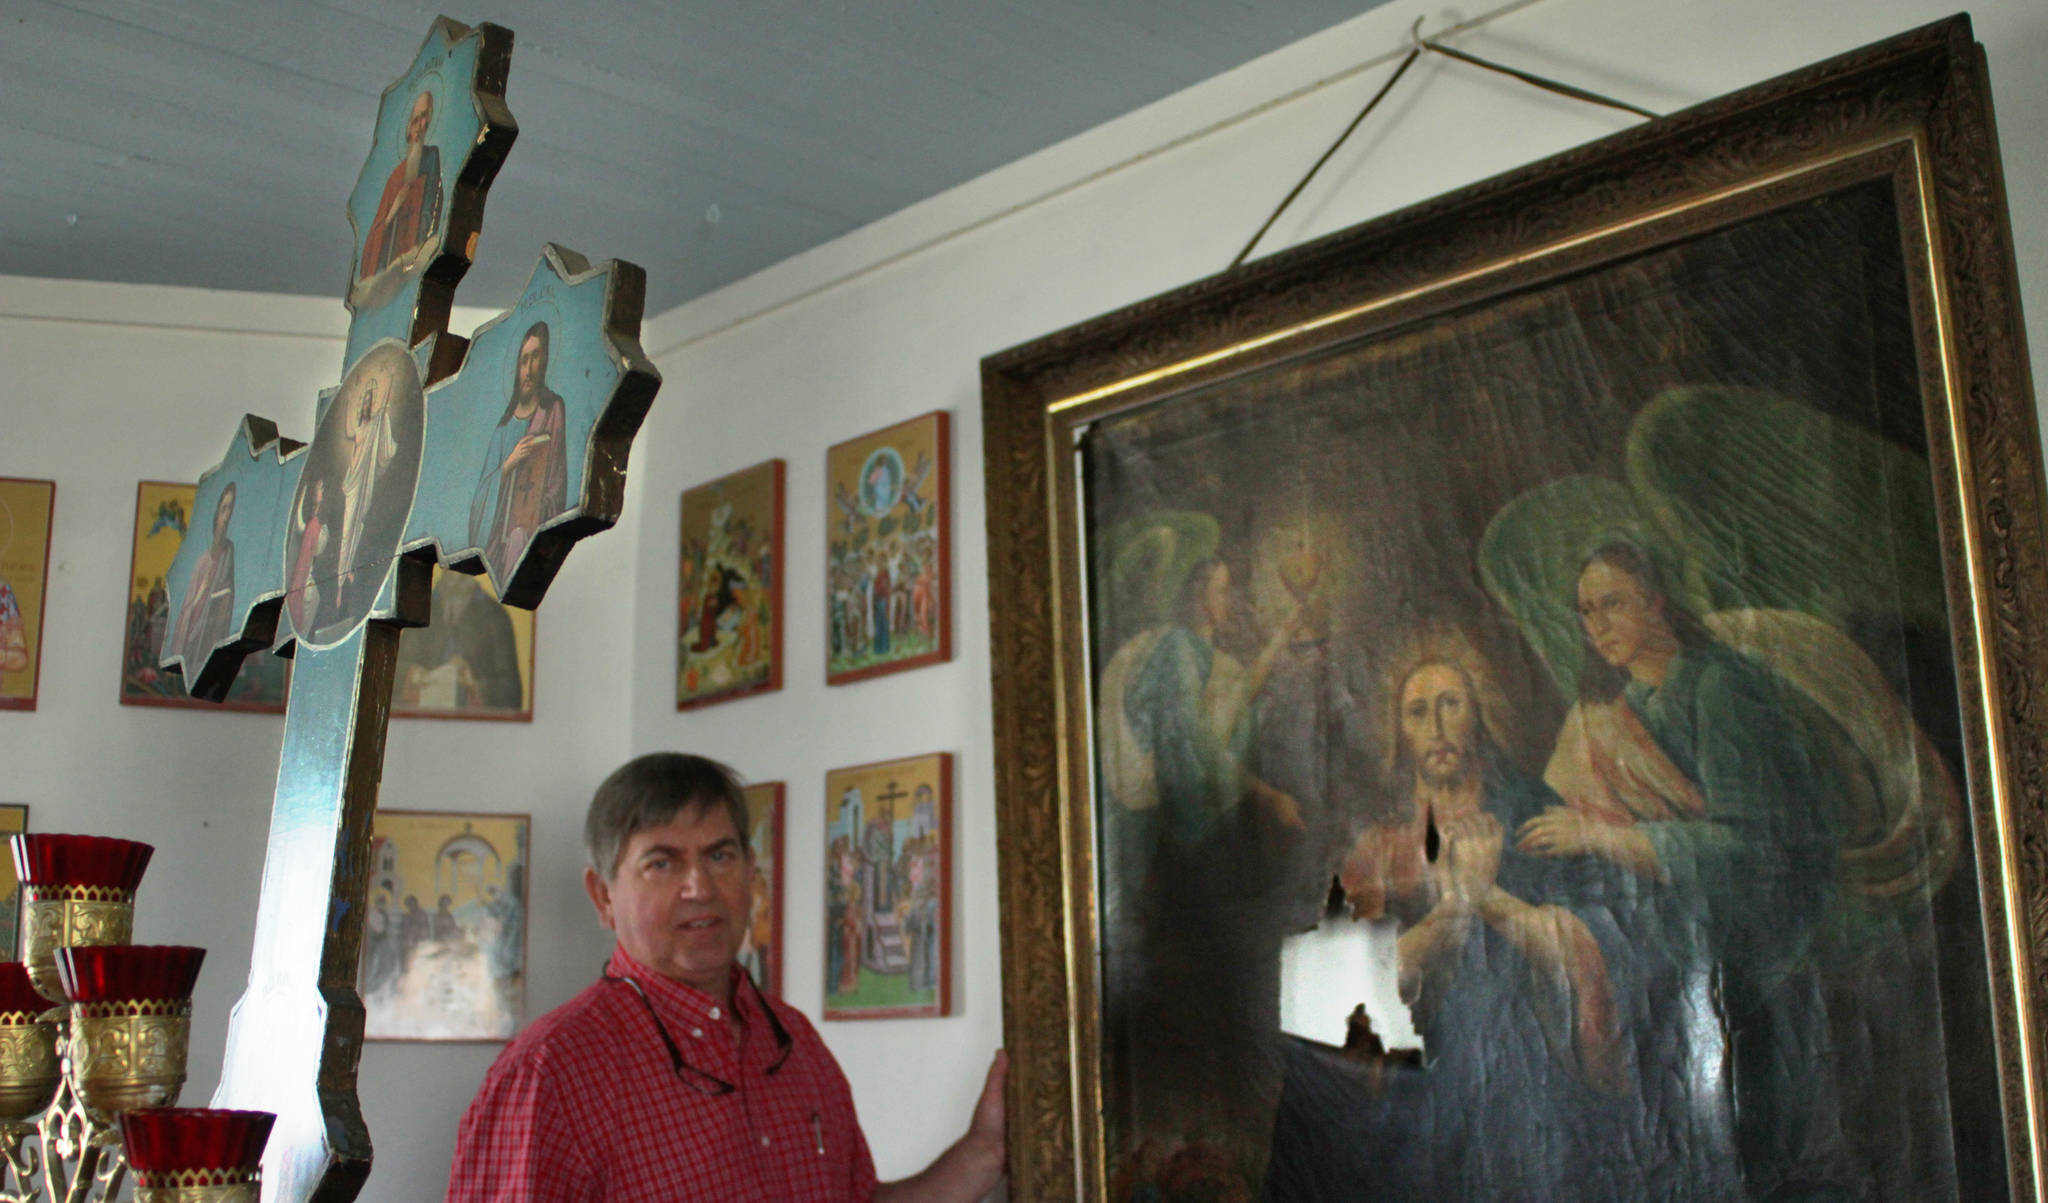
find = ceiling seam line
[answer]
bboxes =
[0,310,346,341]
[645,0,1553,360]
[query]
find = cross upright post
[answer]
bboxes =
[158,20,658,1202]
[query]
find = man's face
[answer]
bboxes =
[584,802,753,996]
[1577,559,1664,671]
[406,93,432,146]
[515,334,546,400]
[1400,663,1479,787]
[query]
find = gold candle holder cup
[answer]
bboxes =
[68,1001,191,1118]
[0,964,59,1127]
[131,1170,260,1203]
[54,947,203,1121]
[21,888,135,1005]
[11,835,154,1006]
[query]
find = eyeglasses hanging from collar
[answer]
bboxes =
[603,968,794,1095]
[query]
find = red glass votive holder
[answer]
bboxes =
[56,946,203,1117]
[11,834,154,891]
[121,1108,275,1201]
[12,834,154,1003]
[0,963,51,1017]
[54,945,205,1005]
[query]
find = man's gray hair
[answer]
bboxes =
[584,752,750,879]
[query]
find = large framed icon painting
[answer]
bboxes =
[0,479,54,711]
[678,459,784,709]
[824,752,951,1019]
[122,482,290,712]
[826,412,951,684]
[360,809,529,1042]
[981,19,2048,1202]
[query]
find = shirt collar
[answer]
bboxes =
[604,945,758,1032]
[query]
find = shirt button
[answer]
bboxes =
[690,1027,704,1039]
[708,1006,721,1020]
[760,1135,771,1147]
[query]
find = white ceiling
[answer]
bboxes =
[2,1,1387,316]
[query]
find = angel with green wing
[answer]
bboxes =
[1480,386,1966,1201]
[1092,509,1319,1169]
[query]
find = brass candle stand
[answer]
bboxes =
[0,836,266,1203]
[0,1002,133,1203]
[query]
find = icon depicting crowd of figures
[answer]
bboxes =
[826,413,948,683]
[359,811,529,1041]
[678,460,782,708]
[824,755,950,1018]
[1092,187,1987,1202]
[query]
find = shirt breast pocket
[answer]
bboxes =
[765,1075,837,1164]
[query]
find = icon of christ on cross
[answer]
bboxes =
[156,18,659,1203]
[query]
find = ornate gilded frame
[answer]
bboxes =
[982,17,2043,1199]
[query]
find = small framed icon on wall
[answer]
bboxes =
[823,752,951,1019]
[825,413,949,685]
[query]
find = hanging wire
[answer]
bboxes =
[1411,19,1660,120]
[1230,18,1661,272]
[1231,46,1422,271]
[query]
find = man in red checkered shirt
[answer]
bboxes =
[448,753,1007,1202]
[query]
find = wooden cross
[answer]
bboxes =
[157,20,657,1202]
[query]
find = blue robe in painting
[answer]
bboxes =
[1625,644,1856,1201]
[1267,750,1675,1202]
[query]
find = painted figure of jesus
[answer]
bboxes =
[338,377,402,603]
[470,321,569,574]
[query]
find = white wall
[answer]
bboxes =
[3,0,2045,1195]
